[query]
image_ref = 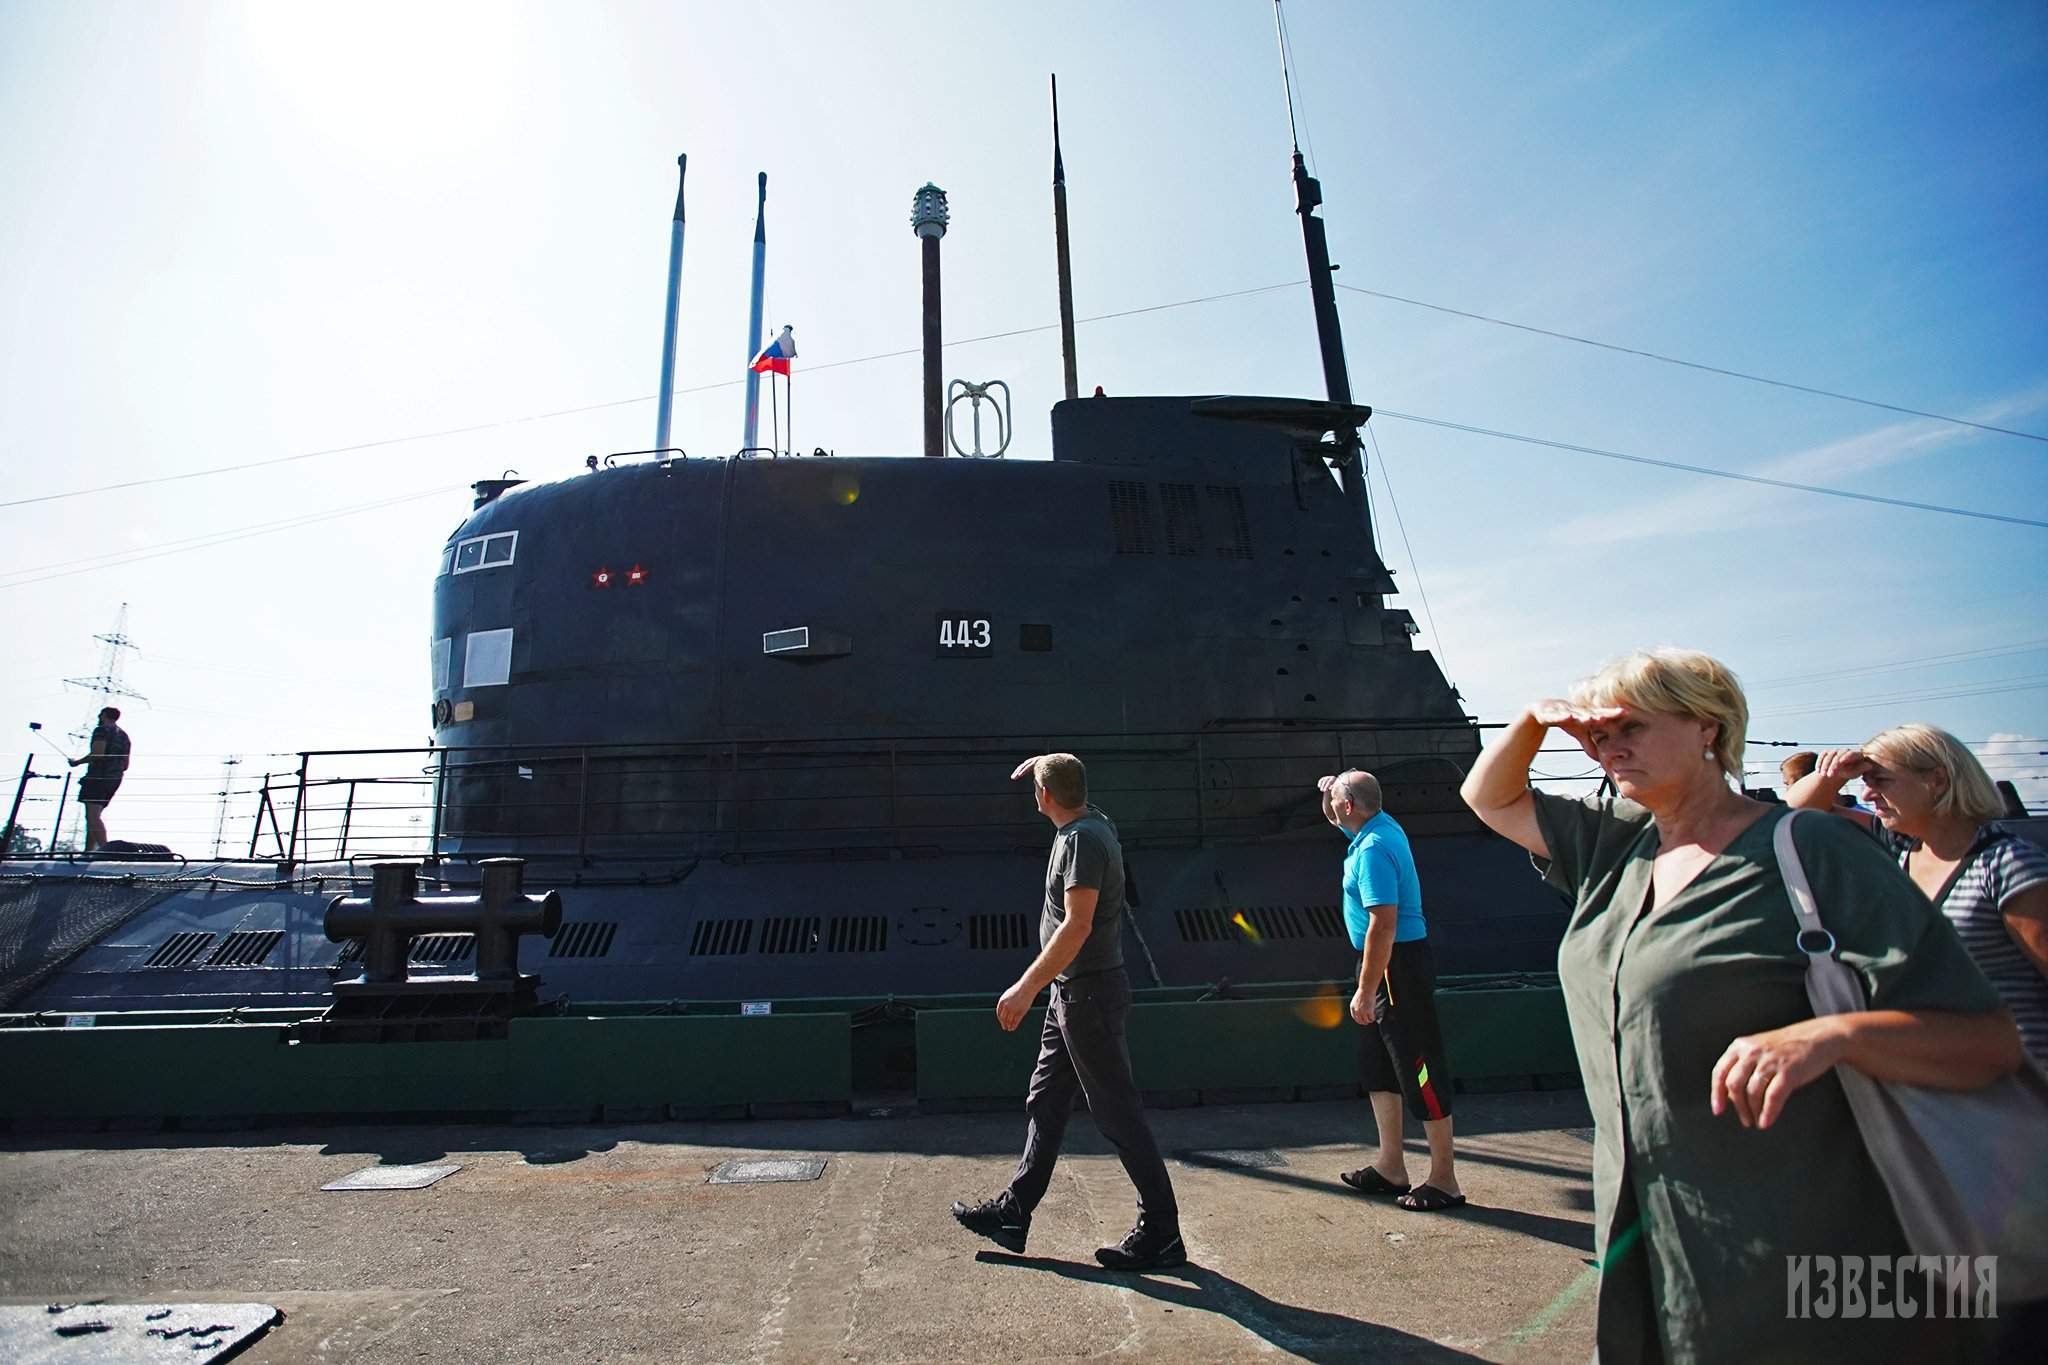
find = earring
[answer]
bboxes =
[1703,749,1715,762]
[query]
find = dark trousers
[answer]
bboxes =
[1006,967,1178,1227]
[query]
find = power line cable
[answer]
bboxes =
[0,283,1306,512]
[1336,283,2048,443]
[1752,675,2048,718]
[1364,423,1454,690]
[1748,638,2048,689]
[0,485,460,590]
[1375,409,2048,529]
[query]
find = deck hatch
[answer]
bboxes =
[145,931,216,968]
[206,929,285,967]
[689,918,754,957]
[550,920,618,958]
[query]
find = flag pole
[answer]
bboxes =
[654,154,687,451]
[742,172,768,452]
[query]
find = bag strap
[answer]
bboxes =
[1774,808,1874,1016]
[1771,809,1836,953]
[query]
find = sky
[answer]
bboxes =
[1,0,2044,854]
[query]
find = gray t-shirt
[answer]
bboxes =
[86,723,131,783]
[1040,805,1125,980]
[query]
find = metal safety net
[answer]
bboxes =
[0,875,176,1011]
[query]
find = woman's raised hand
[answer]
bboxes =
[1528,699,1626,761]
[1813,749,1873,783]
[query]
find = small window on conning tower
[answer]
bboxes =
[464,628,514,687]
[452,530,518,574]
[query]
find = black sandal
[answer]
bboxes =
[1339,1167,1410,1197]
[1396,1183,1468,1213]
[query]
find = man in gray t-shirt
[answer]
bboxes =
[69,706,132,852]
[1039,805,1126,979]
[952,753,1183,1271]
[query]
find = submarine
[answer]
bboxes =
[0,98,1569,1018]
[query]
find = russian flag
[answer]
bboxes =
[750,325,797,376]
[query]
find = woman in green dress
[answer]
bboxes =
[1460,647,2021,1363]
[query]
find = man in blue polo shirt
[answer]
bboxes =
[1318,769,1462,1212]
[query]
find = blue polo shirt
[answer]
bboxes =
[1342,810,1426,949]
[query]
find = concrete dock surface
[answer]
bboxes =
[1,1092,1600,1363]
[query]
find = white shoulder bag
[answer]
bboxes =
[1774,809,2048,1306]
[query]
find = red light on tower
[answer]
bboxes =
[592,567,612,588]
[627,564,648,586]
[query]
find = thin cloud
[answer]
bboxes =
[1541,382,2048,548]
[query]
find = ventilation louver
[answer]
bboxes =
[1161,482,1204,556]
[688,918,753,957]
[206,929,284,967]
[1205,484,1253,559]
[761,916,821,955]
[550,921,618,959]
[1108,480,1154,555]
[1174,906,1311,943]
[409,934,476,963]
[145,932,215,968]
[968,913,1031,951]
[828,916,889,953]
[1304,904,1346,938]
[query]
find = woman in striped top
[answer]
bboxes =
[1788,723,2048,1062]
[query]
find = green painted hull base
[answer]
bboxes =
[0,981,1576,1128]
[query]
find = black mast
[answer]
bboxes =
[1274,2,1370,529]
[1052,75,1079,402]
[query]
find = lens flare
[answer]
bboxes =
[1293,983,1346,1030]
[1230,911,1263,945]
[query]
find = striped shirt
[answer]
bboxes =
[1878,823,2048,1062]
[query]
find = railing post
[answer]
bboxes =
[429,748,447,863]
[2,754,32,855]
[575,749,591,864]
[248,773,268,858]
[337,779,358,861]
[1193,736,1207,842]
[286,753,309,865]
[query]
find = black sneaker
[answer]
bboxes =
[1095,1221,1186,1271]
[951,1193,1030,1253]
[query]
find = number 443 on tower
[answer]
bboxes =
[937,615,992,655]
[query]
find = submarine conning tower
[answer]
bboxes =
[428,393,1479,861]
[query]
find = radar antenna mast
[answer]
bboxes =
[1272,0,1371,531]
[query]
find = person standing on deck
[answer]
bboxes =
[69,707,131,852]
[950,752,1185,1271]
[1317,770,1463,1212]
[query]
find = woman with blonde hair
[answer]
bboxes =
[1462,648,2020,1362]
[1787,723,2048,1063]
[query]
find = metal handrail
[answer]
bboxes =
[254,720,1488,863]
